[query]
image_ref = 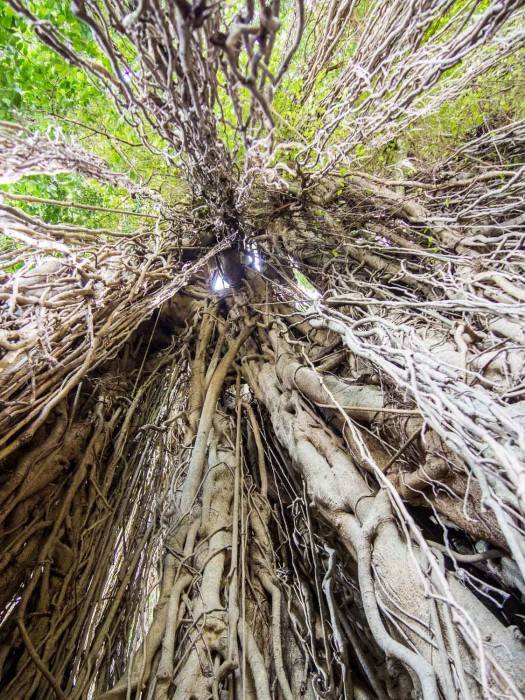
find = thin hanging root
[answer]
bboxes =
[322,546,352,700]
[355,492,439,700]
[16,619,67,700]
[216,402,243,683]
[155,574,193,696]
[259,571,294,700]
[178,324,255,514]
[237,618,271,700]
[246,423,294,700]
[243,402,268,499]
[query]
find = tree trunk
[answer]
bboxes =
[1,1,525,697]
[2,280,525,699]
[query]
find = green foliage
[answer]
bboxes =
[423,0,491,42]
[0,0,185,206]
[0,174,145,231]
[408,54,525,165]
[293,268,319,297]
[0,1,103,120]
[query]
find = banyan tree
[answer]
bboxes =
[1,0,525,698]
